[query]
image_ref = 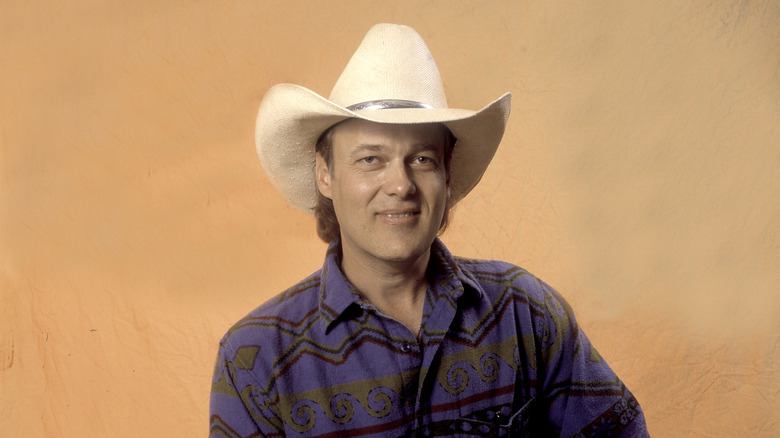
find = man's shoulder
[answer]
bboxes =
[219,270,323,347]
[451,254,576,315]
[454,255,525,275]
[454,256,545,294]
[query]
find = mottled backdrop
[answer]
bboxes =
[2,1,778,436]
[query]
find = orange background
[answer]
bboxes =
[2,1,779,436]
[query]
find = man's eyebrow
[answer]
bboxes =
[347,142,443,156]
[414,143,442,153]
[346,144,385,158]
[350,144,385,153]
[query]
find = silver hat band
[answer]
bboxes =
[346,99,433,111]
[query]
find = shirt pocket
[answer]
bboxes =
[451,397,536,437]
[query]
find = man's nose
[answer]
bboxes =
[384,161,416,197]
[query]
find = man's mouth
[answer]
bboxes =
[383,212,418,218]
[378,209,420,221]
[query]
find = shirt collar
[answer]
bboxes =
[318,239,357,326]
[319,238,485,333]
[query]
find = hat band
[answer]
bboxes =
[346,99,433,111]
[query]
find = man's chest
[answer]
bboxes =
[269,311,538,437]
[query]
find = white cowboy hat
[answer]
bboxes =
[255,23,511,213]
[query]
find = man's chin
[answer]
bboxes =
[375,239,435,264]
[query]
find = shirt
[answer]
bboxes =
[210,239,649,437]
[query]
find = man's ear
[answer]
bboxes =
[315,153,332,199]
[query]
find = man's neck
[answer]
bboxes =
[340,246,431,337]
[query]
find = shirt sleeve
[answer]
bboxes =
[533,280,650,437]
[209,337,284,438]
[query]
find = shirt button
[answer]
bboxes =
[400,342,413,353]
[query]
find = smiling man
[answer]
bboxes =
[210,24,649,437]
[315,120,451,334]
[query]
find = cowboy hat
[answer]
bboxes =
[255,23,511,213]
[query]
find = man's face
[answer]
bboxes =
[316,119,450,267]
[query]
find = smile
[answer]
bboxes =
[377,210,421,222]
[383,212,418,218]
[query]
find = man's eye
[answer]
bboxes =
[360,156,378,164]
[415,156,435,165]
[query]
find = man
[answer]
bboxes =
[210,24,649,437]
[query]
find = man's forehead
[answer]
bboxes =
[330,119,448,148]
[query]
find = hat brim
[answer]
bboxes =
[256,83,511,213]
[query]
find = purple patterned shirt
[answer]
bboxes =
[210,239,649,437]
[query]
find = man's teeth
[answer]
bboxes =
[386,213,414,217]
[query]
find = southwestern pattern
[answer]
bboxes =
[210,239,649,437]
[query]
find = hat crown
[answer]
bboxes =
[329,24,448,109]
